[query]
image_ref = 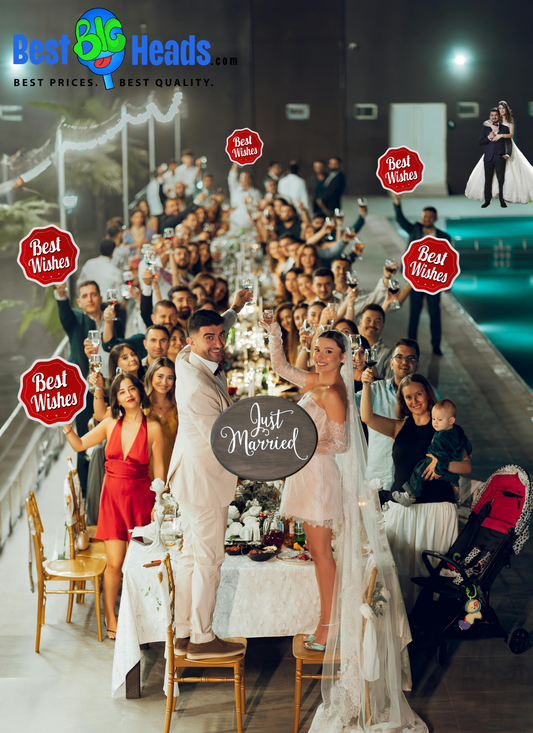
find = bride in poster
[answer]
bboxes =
[465,101,533,204]
[263,315,427,732]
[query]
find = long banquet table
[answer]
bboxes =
[112,528,320,697]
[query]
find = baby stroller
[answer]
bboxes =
[410,464,532,664]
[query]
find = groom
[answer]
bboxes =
[167,308,246,660]
[479,107,512,208]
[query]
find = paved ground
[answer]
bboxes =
[1,199,532,732]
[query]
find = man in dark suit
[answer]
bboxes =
[480,107,511,208]
[318,157,346,215]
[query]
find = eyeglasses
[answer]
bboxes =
[393,355,418,364]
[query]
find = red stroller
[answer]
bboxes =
[411,464,532,664]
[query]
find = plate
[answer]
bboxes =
[277,549,313,564]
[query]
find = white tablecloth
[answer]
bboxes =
[112,533,320,695]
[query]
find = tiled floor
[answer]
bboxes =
[1,203,532,732]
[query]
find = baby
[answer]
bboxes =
[393,399,472,507]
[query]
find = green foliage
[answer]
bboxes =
[0,198,57,251]
[19,286,63,339]
[234,481,282,514]
[0,299,24,313]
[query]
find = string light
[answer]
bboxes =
[60,92,183,152]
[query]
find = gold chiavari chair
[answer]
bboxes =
[159,554,247,733]
[26,491,106,652]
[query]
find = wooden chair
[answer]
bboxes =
[67,459,102,541]
[159,554,247,733]
[26,491,106,652]
[292,635,340,733]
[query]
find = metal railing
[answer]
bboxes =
[452,237,533,269]
[0,336,69,550]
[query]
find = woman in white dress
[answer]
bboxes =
[264,316,427,731]
[465,101,533,204]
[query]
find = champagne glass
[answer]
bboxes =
[88,354,102,394]
[388,278,402,311]
[106,289,119,321]
[263,307,274,325]
[87,330,100,351]
[302,319,313,352]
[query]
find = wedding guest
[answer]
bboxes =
[169,286,196,331]
[331,256,350,299]
[392,192,451,356]
[263,161,283,190]
[78,239,123,299]
[198,241,213,272]
[357,304,392,378]
[297,272,315,304]
[91,342,145,423]
[191,272,216,297]
[293,302,308,331]
[360,373,469,610]
[167,326,187,362]
[197,298,218,311]
[228,162,261,231]
[186,243,201,276]
[275,203,302,239]
[281,267,304,306]
[146,167,165,217]
[174,149,202,196]
[63,374,165,638]
[268,239,288,282]
[191,283,208,303]
[312,268,336,305]
[275,302,296,363]
[144,357,178,479]
[355,339,441,494]
[317,156,346,215]
[124,207,153,258]
[277,161,310,211]
[296,243,321,275]
[213,277,230,313]
[307,300,326,327]
[170,244,194,287]
[54,280,122,493]
[140,297,178,330]
[308,159,326,214]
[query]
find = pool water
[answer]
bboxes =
[447,216,533,241]
[451,271,533,390]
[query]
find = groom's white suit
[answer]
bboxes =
[167,344,237,643]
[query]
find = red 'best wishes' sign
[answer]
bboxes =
[376,146,424,194]
[18,357,88,427]
[17,226,79,287]
[402,236,461,295]
[225,128,264,165]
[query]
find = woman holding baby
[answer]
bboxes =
[360,372,472,611]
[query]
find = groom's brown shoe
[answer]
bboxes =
[187,636,246,660]
[481,200,491,208]
[174,637,190,658]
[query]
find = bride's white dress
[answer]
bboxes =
[465,123,533,204]
[268,321,427,732]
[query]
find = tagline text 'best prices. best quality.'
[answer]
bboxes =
[13,78,213,88]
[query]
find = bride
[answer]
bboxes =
[262,314,427,731]
[466,100,533,204]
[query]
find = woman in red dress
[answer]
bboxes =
[63,374,165,638]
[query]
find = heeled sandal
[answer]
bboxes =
[303,622,339,652]
[105,618,117,641]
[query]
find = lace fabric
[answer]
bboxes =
[308,332,428,733]
[268,321,308,389]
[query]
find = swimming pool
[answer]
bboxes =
[445,217,533,390]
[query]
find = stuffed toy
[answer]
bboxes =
[458,598,482,630]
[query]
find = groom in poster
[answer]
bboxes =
[480,107,512,208]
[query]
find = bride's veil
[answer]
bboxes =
[309,333,427,733]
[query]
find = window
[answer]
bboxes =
[285,104,310,121]
[353,104,378,120]
[456,102,479,118]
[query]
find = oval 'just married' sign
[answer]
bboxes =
[211,396,318,481]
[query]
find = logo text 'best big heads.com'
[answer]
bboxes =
[13,7,211,90]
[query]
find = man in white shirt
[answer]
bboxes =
[146,166,164,215]
[278,161,310,212]
[228,163,261,231]
[78,239,123,299]
[174,149,202,197]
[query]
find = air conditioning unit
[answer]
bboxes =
[353,103,378,120]
[456,102,479,118]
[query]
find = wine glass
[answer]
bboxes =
[263,307,274,324]
[364,345,380,371]
[388,278,402,311]
[200,156,208,168]
[327,302,338,328]
[163,227,175,241]
[384,258,398,277]
[87,330,100,352]
[301,319,313,352]
[349,334,362,354]
[334,208,345,222]
[346,271,359,290]
[242,278,254,305]
[88,354,102,394]
[106,289,119,321]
